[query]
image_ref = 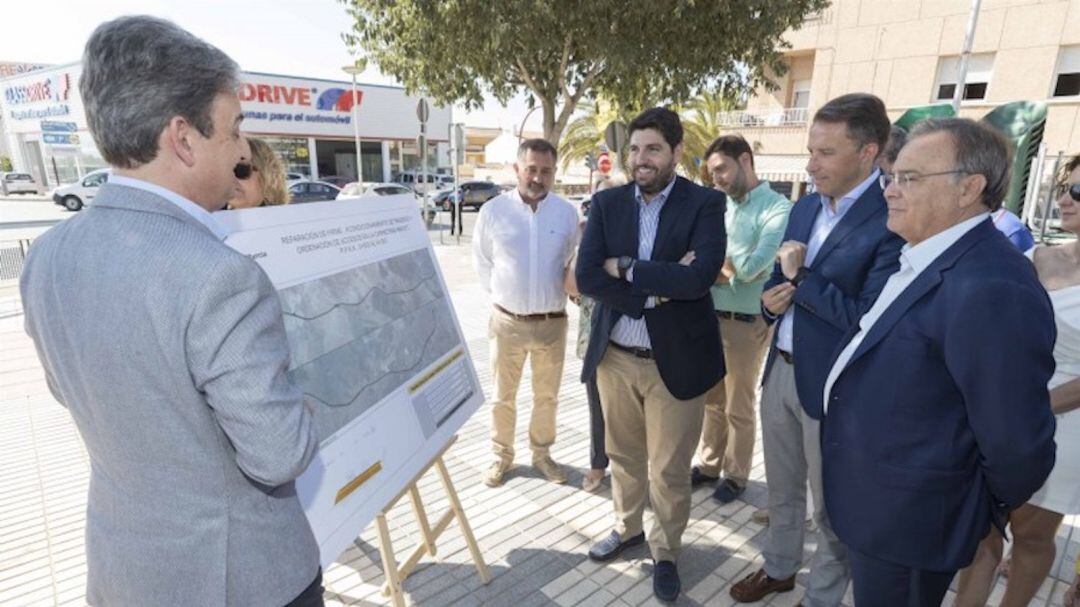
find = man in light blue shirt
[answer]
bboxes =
[691,135,791,506]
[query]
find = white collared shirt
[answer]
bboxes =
[822,212,991,414]
[472,188,579,315]
[776,170,880,353]
[108,175,229,241]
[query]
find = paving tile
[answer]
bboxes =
[1,241,1077,607]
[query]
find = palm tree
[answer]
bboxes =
[558,98,644,174]
[678,87,746,180]
[558,88,745,184]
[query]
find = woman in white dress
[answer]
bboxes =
[956,155,1080,606]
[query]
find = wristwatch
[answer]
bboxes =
[617,256,635,280]
[788,266,810,287]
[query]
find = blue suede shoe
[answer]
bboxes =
[587,530,645,562]
[653,560,680,602]
[712,478,745,504]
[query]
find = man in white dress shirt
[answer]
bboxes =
[819,118,1057,607]
[473,138,579,487]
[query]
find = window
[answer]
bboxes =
[1053,47,1080,97]
[82,172,107,187]
[934,53,993,101]
[791,79,811,109]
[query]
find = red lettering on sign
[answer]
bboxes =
[239,82,313,107]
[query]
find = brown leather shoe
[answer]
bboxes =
[729,568,796,602]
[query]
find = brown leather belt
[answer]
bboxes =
[494,304,566,321]
[609,341,654,359]
[777,349,794,365]
[717,310,759,323]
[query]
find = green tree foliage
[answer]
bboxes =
[341,0,828,144]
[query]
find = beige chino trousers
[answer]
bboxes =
[488,308,568,463]
[597,346,706,562]
[696,315,771,484]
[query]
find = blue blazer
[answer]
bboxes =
[576,177,726,400]
[762,182,905,419]
[822,219,1057,572]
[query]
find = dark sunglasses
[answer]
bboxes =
[1062,182,1080,202]
[233,162,257,180]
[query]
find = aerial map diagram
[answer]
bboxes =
[277,249,461,441]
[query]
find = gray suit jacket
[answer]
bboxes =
[20,183,320,606]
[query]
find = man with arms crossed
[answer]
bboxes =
[21,16,322,606]
[577,107,726,602]
[473,138,579,487]
[692,135,791,505]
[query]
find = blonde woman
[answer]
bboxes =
[229,136,290,208]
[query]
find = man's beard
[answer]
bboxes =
[633,162,675,195]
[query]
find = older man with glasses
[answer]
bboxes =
[820,118,1058,606]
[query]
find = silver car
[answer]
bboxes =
[1,172,38,195]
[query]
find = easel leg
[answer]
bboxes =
[375,513,406,607]
[409,485,438,556]
[436,456,491,584]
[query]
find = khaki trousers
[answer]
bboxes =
[596,346,706,562]
[489,308,568,463]
[696,315,771,483]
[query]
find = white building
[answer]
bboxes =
[0,63,451,187]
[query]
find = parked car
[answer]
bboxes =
[393,170,453,195]
[318,175,353,189]
[432,188,455,210]
[456,180,502,210]
[288,180,341,203]
[337,182,436,222]
[52,169,109,211]
[336,182,416,199]
[1,172,38,196]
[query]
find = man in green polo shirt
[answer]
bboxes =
[691,135,792,504]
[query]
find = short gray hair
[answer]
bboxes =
[909,118,1012,211]
[80,16,240,168]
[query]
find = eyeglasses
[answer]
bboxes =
[233,162,257,180]
[1056,182,1080,202]
[879,170,968,191]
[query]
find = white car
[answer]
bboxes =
[338,182,435,222]
[52,169,110,211]
[1,172,38,195]
[336,182,417,200]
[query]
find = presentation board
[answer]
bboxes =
[217,195,483,567]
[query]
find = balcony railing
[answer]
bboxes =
[717,107,810,128]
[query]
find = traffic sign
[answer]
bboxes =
[597,152,612,174]
[41,121,77,133]
[604,121,628,156]
[42,133,79,146]
[416,98,430,124]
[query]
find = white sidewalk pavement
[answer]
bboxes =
[0,234,1077,606]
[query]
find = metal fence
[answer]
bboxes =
[0,239,30,282]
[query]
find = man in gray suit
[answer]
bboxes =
[20,16,323,607]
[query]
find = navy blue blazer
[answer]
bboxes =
[822,219,1057,572]
[576,177,726,400]
[762,182,905,419]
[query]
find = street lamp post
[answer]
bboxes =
[342,60,367,184]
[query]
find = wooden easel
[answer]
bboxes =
[359,435,491,606]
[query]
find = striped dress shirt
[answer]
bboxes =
[609,177,676,349]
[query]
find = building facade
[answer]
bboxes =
[722,0,1080,199]
[0,63,451,187]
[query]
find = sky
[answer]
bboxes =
[0,0,544,132]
